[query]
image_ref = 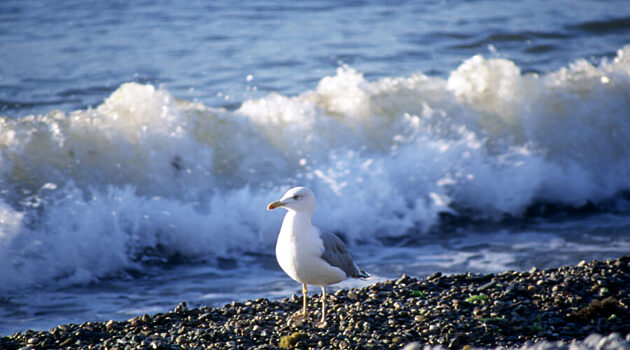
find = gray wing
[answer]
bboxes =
[319,230,367,279]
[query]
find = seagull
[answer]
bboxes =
[267,186,368,326]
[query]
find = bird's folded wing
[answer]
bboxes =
[319,230,363,278]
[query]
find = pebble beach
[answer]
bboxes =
[2,256,629,350]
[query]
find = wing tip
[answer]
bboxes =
[356,269,370,279]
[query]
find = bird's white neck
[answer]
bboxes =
[286,210,312,224]
[281,210,313,237]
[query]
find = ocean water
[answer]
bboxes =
[1,0,630,335]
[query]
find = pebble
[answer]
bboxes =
[478,280,497,291]
[1,256,629,350]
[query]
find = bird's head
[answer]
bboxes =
[267,186,316,213]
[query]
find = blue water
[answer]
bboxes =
[1,0,630,335]
[2,0,628,116]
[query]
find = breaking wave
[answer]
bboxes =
[1,46,629,291]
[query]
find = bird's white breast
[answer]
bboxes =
[275,212,346,287]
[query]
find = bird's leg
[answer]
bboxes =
[316,286,327,328]
[290,283,309,322]
[302,283,308,317]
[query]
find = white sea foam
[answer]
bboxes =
[1,46,629,292]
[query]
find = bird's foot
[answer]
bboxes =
[315,320,327,328]
[289,312,308,324]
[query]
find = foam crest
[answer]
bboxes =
[1,83,214,201]
[238,92,357,167]
[445,47,630,203]
[0,184,279,292]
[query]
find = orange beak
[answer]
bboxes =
[267,200,285,210]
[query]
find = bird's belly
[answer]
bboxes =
[296,256,346,286]
[276,236,346,287]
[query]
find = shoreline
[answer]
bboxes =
[2,257,629,349]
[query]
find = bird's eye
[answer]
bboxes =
[293,195,300,200]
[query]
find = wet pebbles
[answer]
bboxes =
[2,256,629,349]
